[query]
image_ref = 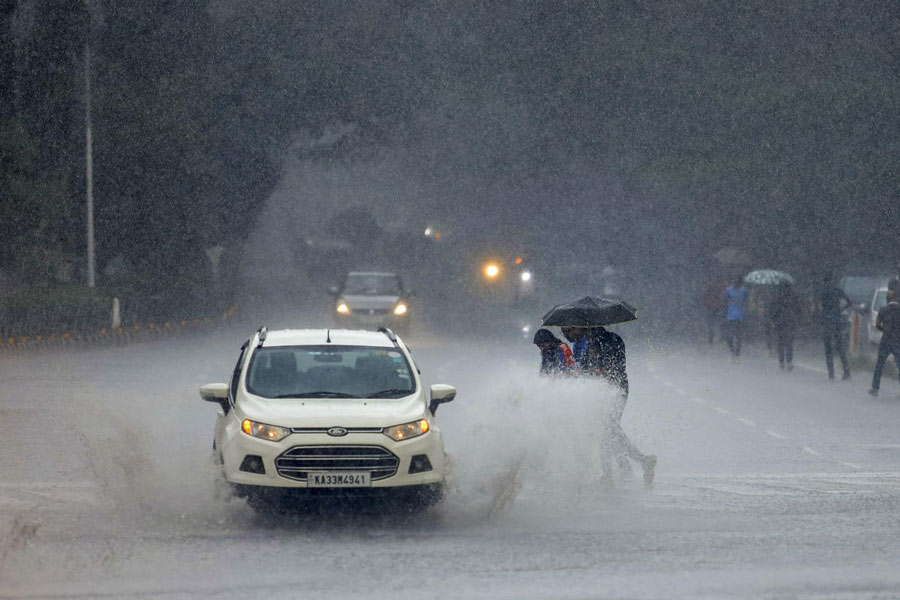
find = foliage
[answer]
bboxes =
[0,284,109,337]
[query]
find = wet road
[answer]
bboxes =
[2,323,900,599]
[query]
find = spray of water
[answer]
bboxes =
[440,364,627,522]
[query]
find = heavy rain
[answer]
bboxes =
[1,2,899,598]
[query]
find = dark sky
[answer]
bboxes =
[2,1,898,293]
[255,1,899,280]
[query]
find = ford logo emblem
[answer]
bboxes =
[327,427,348,437]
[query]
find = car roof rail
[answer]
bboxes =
[256,326,267,347]
[377,327,398,344]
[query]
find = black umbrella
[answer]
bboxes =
[541,296,637,328]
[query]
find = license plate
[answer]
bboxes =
[308,472,371,488]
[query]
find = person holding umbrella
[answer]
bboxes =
[559,325,656,487]
[543,297,656,486]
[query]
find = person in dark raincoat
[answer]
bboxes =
[820,272,852,381]
[532,328,575,376]
[869,288,900,396]
[561,326,656,486]
[767,281,801,371]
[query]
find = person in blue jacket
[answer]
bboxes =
[724,276,749,358]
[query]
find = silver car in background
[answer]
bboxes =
[330,271,412,333]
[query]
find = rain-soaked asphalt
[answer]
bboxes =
[2,321,900,599]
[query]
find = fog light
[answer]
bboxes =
[239,455,266,474]
[408,454,433,474]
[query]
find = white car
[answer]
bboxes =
[200,327,455,511]
[867,287,889,346]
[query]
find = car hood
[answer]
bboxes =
[237,392,425,428]
[342,294,400,309]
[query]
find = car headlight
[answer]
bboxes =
[336,302,350,314]
[383,419,429,441]
[393,303,408,315]
[242,419,290,442]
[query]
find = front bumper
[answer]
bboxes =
[221,429,444,489]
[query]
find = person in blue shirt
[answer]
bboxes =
[724,276,749,358]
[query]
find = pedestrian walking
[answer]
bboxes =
[701,278,726,344]
[888,263,900,296]
[820,272,852,381]
[724,276,749,358]
[767,281,800,371]
[561,326,656,486]
[868,289,900,396]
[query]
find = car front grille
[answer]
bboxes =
[275,445,399,482]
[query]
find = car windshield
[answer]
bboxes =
[246,345,415,399]
[873,290,888,311]
[343,273,403,296]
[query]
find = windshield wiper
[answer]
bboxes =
[365,389,413,398]
[277,391,356,398]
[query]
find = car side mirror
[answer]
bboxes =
[429,384,456,415]
[200,382,229,412]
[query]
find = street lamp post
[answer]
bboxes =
[84,41,95,288]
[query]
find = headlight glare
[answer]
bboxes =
[393,303,408,315]
[336,302,350,314]
[242,419,290,442]
[383,419,429,441]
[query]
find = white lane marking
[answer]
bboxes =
[792,361,828,375]
[839,461,863,469]
[660,380,673,387]
[736,417,756,427]
[851,444,900,449]
[674,388,687,396]
[0,482,101,507]
[766,430,787,439]
[712,407,730,415]
[802,446,823,456]
[691,397,706,405]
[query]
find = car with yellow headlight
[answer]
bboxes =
[199,327,455,511]
[329,271,412,333]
